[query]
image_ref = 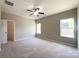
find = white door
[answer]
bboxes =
[0,20,7,44]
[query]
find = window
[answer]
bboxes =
[37,23,41,34]
[60,18,75,38]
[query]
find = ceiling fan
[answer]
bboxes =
[27,7,45,17]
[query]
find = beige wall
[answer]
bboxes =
[36,8,77,46]
[1,12,35,41]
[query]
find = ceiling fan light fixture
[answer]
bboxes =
[27,6,45,17]
[34,12,38,15]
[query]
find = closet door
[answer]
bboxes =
[7,20,14,42]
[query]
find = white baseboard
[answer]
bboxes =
[15,36,35,42]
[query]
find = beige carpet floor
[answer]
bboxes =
[0,37,79,58]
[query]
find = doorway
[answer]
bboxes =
[7,20,14,42]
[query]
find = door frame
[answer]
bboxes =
[1,20,15,43]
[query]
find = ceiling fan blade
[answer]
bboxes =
[27,9,33,12]
[30,13,34,15]
[33,8,40,11]
[38,12,44,14]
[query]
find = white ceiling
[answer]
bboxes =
[1,0,79,20]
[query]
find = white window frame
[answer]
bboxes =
[36,23,41,34]
[60,18,75,38]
